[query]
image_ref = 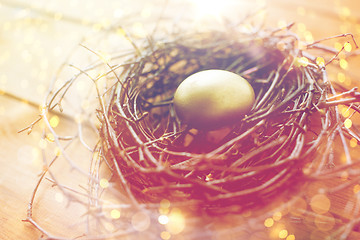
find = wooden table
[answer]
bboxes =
[1,0,360,239]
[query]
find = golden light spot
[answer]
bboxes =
[316,57,325,67]
[310,194,331,214]
[337,72,345,83]
[264,218,274,227]
[304,31,314,43]
[286,234,296,240]
[158,215,169,225]
[50,115,60,128]
[334,42,343,52]
[279,229,288,239]
[340,7,351,18]
[160,231,171,240]
[111,209,121,219]
[344,42,352,52]
[273,211,282,221]
[166,208,185,234]
[344,119,352,129]
[314,213,335,231]
[294,57,309,67]
[100,178,109,188]
[339,59,348,70]
[46,133,55,142]
[350,138,358,148]
[205,173,213,181]
[54,147,62,157]
[160,199,171,209]
[132,211,151,231]
[353,184,360,194]
[341,106,350,118]
[55,192,64,203]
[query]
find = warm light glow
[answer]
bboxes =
[344,119,352,129]
[264,218,274,227]
[310,194,331,214]
[158,215,169,225]
[344,42,352,52]
[286,234,296,240]
[50,115,60,128]
[337,72,346,83]
[316,57,325,67]
[54,147,62,157]
[160,199,171,209]
[334,42,343,51]
[166,208,185,234]
[273,211,282,221]
[353,184,360,194]
[100,178,109,188]
[160,231,171,240]
[279,229,288,239]
[111,209,121,219]
[295,57,309,67]
[350,138,358,148]
[46,133,55,142]
[339,59,348,70]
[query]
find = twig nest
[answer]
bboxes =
[99,28,358,214]
[173,69,255,130]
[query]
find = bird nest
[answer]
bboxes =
[22,17,360,239]
[99,25,360,214]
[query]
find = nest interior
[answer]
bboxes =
[99,27,350,213]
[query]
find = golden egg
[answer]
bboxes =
[173,69,255,130]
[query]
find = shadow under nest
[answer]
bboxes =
[99,28,349,214]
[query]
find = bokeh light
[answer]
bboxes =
[132,211,151,232]
[310,194,331,214]
[110,209,121,219]
[165,208,185,235]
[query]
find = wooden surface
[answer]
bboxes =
[1,0,360,239]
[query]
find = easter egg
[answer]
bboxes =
[173,69,255,130]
